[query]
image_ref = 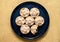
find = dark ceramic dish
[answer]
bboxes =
[10,1,49,40]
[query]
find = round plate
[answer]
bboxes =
[10,1,49,40]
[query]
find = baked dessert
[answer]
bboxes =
[31,25,38,34]
[15,16,25,26]
[35,16,44,26]
[20,24,30,34]
[20,7,29,17]
[25,16,34,26]
[30,8,40,18]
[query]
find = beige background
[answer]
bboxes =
[0,0,60,42]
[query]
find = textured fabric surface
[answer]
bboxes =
[0,0,60,42]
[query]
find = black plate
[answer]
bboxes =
[10,1,49,40]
